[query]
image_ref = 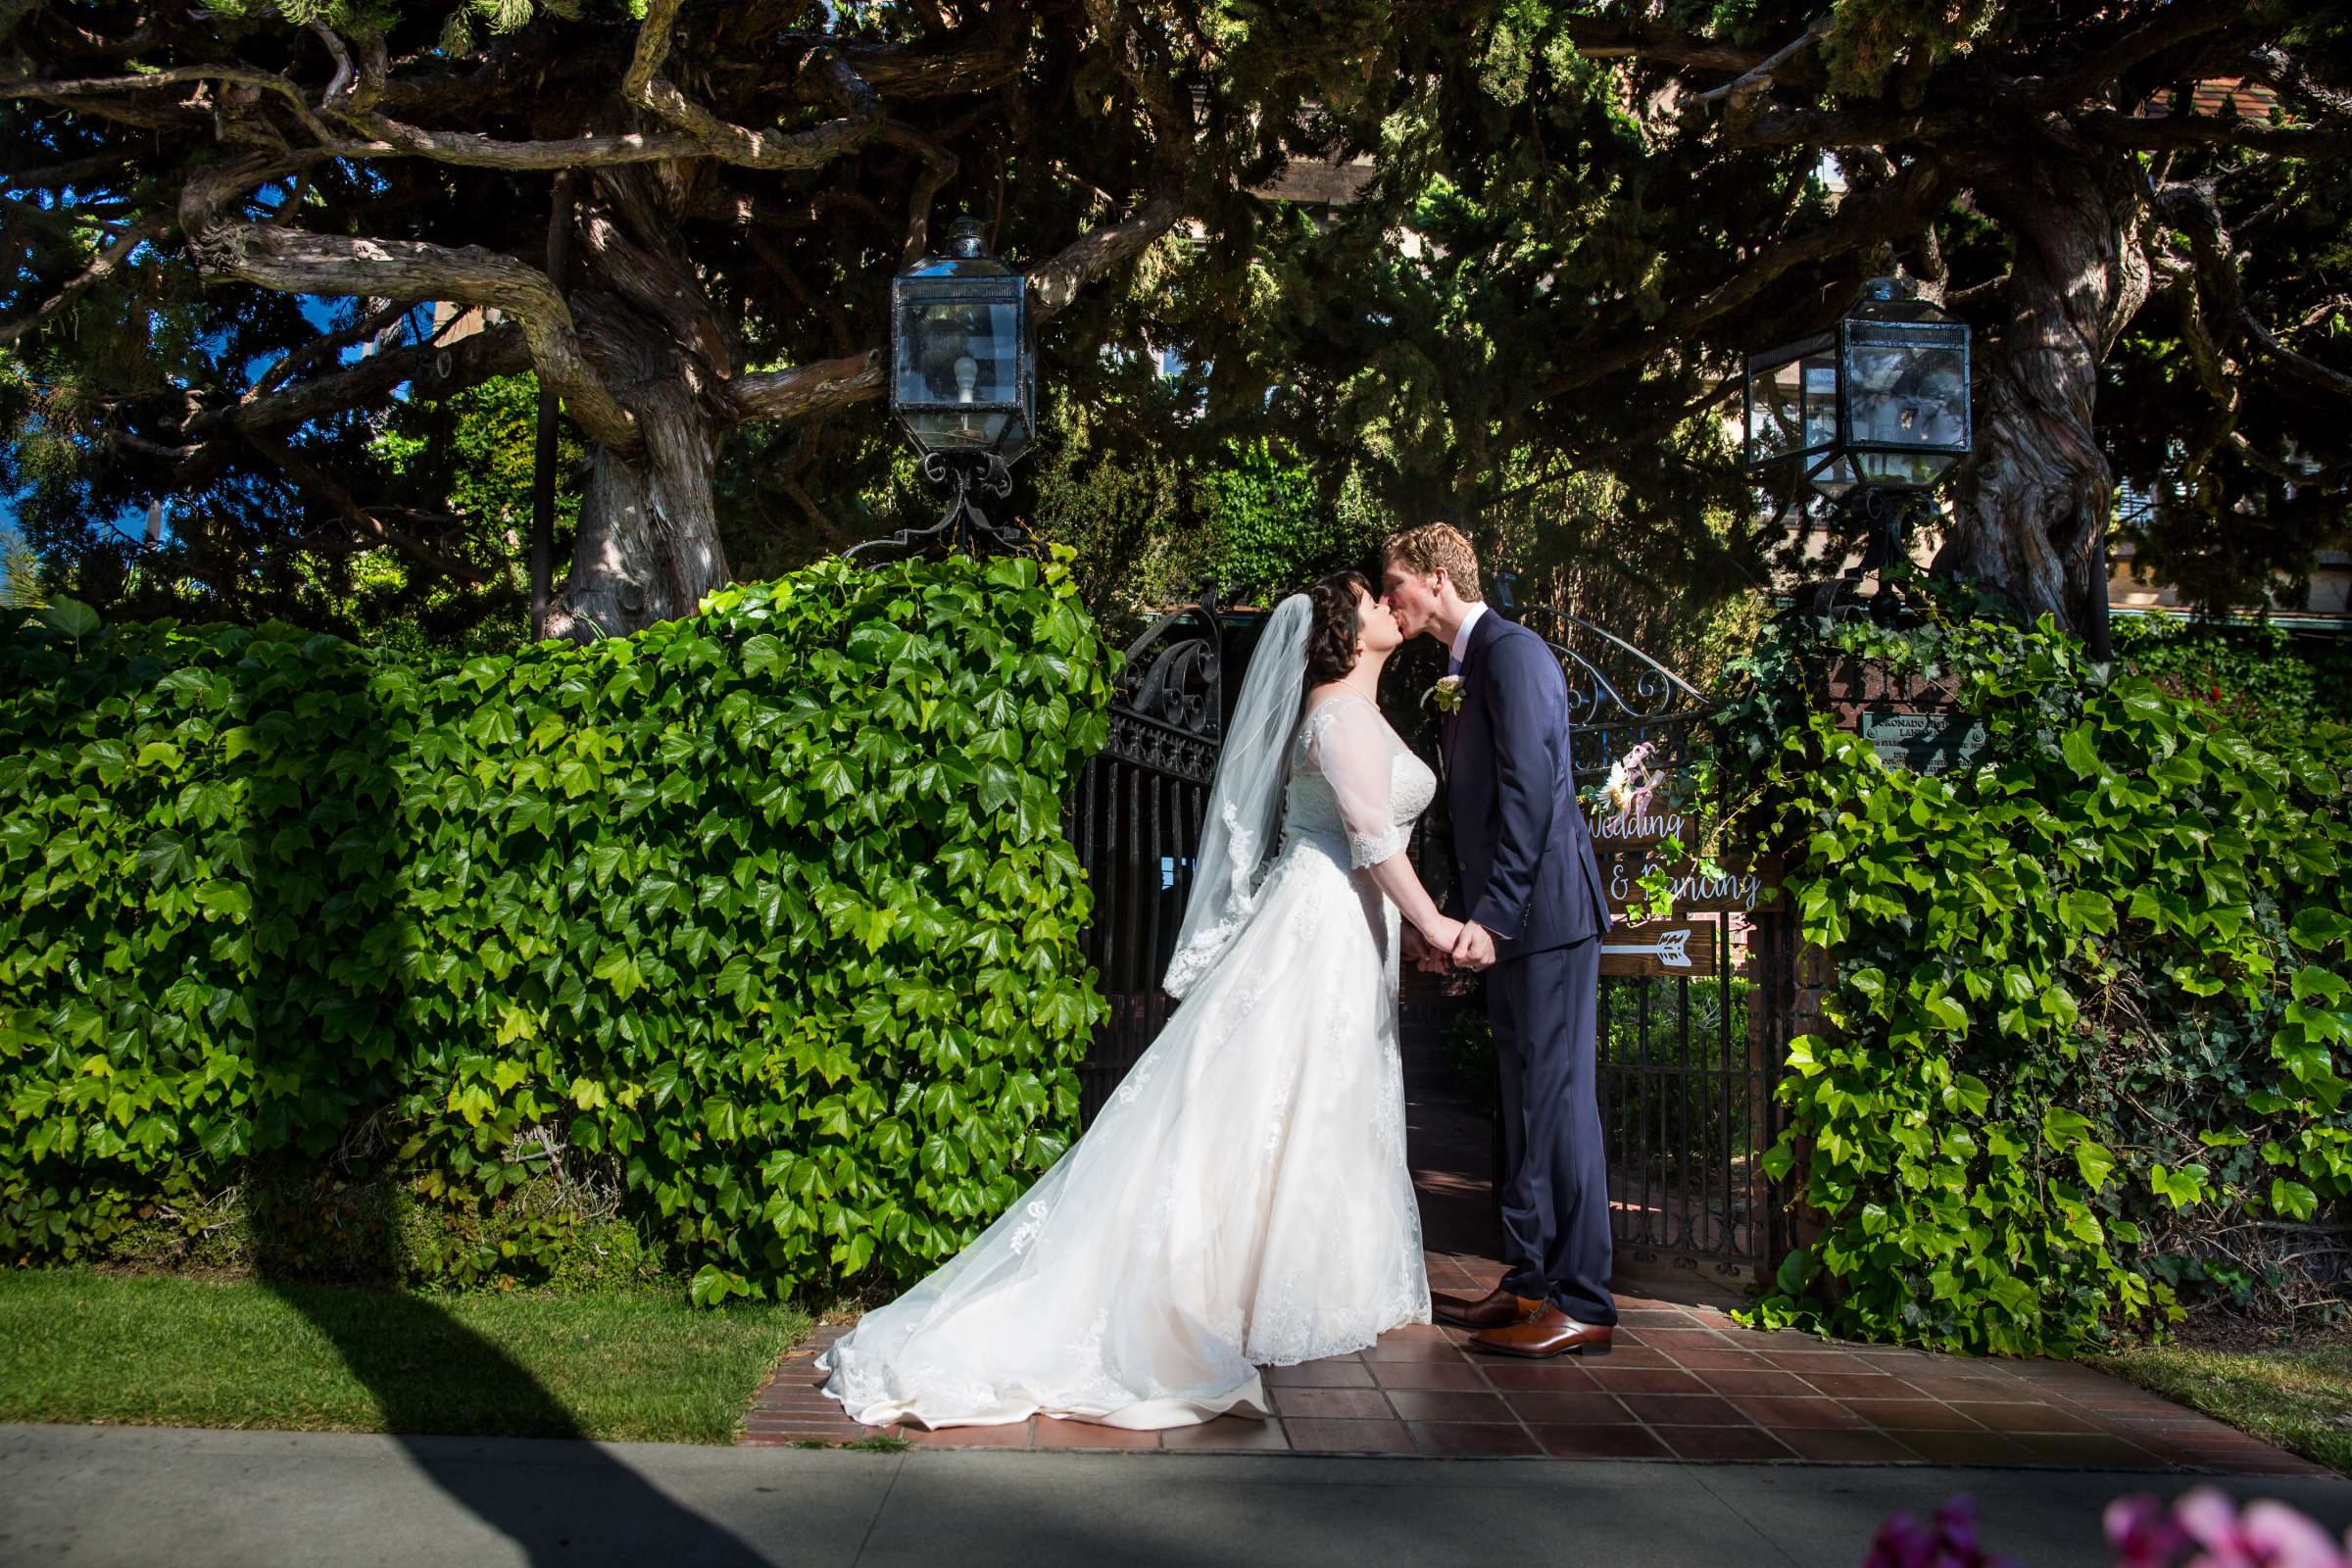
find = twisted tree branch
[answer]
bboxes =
[625,0,883,170]
[1697,15,1831,107]
[2080,112,2352,158]
[0,64,340,144]
[2014,0,2246,109]
[179,152,637,449]
[1541,162,1945,398]
[0,209,173,347]
[1562,21,1764,74]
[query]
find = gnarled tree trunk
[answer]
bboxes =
[544,169,736,642]
[549,383,727,641]
[1936,148,2152,659]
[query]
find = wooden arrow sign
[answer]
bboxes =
[1597,921,1723,978]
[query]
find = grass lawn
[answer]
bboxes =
[2093,1343,2352,1477]
[0,1269,810,1445]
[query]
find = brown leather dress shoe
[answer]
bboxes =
[1467,1304,1615,1359]
[1430,1283,1544,1331]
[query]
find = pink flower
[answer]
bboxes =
[2108,1494,2191,1568]
[1866,1495,2023,1568]
[2241,1500,2350,1568]
[2107,1488,2351,1568]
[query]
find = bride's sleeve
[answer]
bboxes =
[1305,701,1405,869]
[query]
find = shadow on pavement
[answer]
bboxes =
[248,1278,773,1565]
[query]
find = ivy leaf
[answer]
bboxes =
[37,597,102,640]
[2149,1163,2209,1208]
[2291,968,2348,1005]
[2060,723,2103,780]
[135,832,198,887]
[688,1264,749,1308]
[194,880,252,921]
[1773,1246,1815,1298]
[2289,907,2352,953]
[740,634,784,677]
[2059,890,2116,934]
[2073,1139,2117,1190]
[1921,993,1969,1034]
[590,946,645,1000]
[2271,1178,2320,1222]
[2041,1106,2094,1149]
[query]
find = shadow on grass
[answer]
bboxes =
[249,1277,773,1565]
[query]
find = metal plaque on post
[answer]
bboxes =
[1854,707,1987,773]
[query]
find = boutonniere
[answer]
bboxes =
[1425,674,1465,713]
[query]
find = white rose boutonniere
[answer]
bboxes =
[1425,674,1465,713]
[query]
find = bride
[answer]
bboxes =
[817,570,1460,1430]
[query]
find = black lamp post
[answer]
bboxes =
[848,218,1037,563]
[1744,277,1971,617]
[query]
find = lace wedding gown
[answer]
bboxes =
[817,692,1436,1430]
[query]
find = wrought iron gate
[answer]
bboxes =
[1060,602,1226,1123]
[1499,578,1792,1279]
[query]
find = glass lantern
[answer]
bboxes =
[1744,279,1970,501]
[889,218,1035,466]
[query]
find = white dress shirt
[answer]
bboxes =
[1446,602,1488,676]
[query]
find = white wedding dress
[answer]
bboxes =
[817,689,1436,1430]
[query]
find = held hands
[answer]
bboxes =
[1450,920,1498,973]
[1407,920,1460,974]
[1405,919,1496,973]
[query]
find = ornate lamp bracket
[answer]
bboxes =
[845,452,1025,564]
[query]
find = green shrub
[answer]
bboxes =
[1196,437,1380,603]
[0,554,1113,1304]
[2111,615,2352,729]
[1706,577,2351,1353]
[79,1146,670,1295]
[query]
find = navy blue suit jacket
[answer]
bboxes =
[1443,611,1614,957]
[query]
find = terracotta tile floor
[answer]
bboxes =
[742,1099,2325,1474]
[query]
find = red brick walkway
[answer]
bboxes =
[743,1101,2323,1474]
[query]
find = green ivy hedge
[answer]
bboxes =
[0,554,1112,1304]
[1706,580,2352,1354]
[2111,614,2352,728]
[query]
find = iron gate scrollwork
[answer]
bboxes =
[1060,600,1226,1123]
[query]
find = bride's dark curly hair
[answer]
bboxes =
[1304,570,1372,686]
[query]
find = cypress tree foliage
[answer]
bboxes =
[1,528,40,609]
[7,6,2346,646]
[0,0,1434,639]
[1239,2,2352,647]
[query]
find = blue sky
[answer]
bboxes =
[4,292,415,554]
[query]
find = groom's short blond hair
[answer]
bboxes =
[1383,523,1484,603]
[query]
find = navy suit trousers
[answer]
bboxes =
[1489,935,1617,1326]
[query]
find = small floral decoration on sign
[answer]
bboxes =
[1425,674,1465,712]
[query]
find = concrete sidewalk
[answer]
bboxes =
[6,1423,2349,1568]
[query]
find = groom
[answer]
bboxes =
[1382,524,1618,1358]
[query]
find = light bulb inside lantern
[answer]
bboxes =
[954,355,979,404]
